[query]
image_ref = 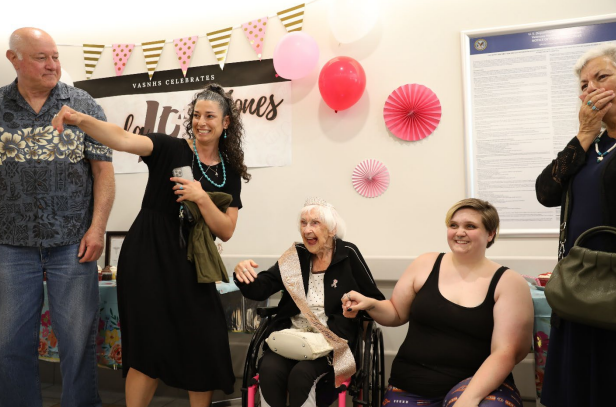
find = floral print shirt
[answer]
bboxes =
[0,79,112,247]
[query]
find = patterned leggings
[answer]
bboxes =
[382,377,523,407]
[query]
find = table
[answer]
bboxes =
[38,281,265,370]
[530,284,551,400]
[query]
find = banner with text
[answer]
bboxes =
[75,59,291,173]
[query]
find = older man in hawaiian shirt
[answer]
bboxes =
[0,27,115,407]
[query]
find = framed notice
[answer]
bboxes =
[461,14,616,236]
[105,231,127,267]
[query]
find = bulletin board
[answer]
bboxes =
[461,14,616,236]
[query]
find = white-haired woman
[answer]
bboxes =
[234,198,384,407]
[536,44,616,406]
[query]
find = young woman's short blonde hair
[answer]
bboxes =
[445,198,499,248]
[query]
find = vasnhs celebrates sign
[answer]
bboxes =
[75,59,292,173]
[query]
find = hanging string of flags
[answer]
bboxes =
[242,17,268,60]
[207,28,233,70]
[173,37,198,77]
[67,2,312,80]
[277,3,305,33]
[112,44,135,77]
[82,44,104,80]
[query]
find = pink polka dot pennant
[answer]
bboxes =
[241,17,268,60]
[173,36,198,77]
[112,44,134,77]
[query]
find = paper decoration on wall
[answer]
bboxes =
[242,17,268,60]
[277,3,305,33]
[141,39,166,80]
[383,84,442,141]
[207,28,233,70]
[112,44,134,77]
[83,44,105,80]
[173,36,198,77]
[352,159,390,198]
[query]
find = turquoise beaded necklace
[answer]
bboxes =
[192,138,226,187]
[594,132,616,163]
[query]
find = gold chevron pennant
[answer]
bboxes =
[207,27,233,70]
[277,3,305,33]
[82,44,105,80]
[141,39,166,80]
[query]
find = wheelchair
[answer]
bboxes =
[241,306,385,407]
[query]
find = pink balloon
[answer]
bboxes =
[318,56,366,112]
[273,32,320,80]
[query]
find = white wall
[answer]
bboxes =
[3,0,614,274]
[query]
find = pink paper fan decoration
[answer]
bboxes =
[352,159,390,198]
[384,84,441,141]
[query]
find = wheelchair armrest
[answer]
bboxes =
[257,306,279,318]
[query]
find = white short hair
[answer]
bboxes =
[298,200,346,239]
[573,43,616,78]
[8,32,24,60]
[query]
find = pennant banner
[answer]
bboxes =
[173,36,198,77]
[141,40,166,80]
[277,3,305,33]
[207,27,233,70]
[83,44,105,80]
[242,17,268,60]
[112,44,135,77]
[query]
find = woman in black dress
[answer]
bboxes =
[52,84,250,407]
[535,44,616,406]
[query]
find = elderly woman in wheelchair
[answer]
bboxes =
[234,198,385,407]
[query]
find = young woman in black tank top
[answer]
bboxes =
[341,199,533,407]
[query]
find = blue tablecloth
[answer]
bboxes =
[530,284,551,399]
[38,281,265,369]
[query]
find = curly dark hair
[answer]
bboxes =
[184,83,251,182]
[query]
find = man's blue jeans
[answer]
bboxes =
[0,244,102,407]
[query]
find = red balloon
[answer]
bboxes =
[318,56,366,112]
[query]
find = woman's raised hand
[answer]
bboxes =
[578,88,615,148]
[51,105,82,133]
[234,259,259,284]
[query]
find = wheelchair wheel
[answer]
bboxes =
[354,322,385,407]
[353,321,374,406]
[349,325,365,406]
[371,327,385,406]
[241,317,270,407]
[360,321,374,406]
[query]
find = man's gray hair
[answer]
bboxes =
[8,32,24,60]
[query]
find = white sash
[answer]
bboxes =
[277,243,356,387]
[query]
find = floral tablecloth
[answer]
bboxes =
[38,281,121,369]
[39,281,264,370]
[530,284,551,399]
